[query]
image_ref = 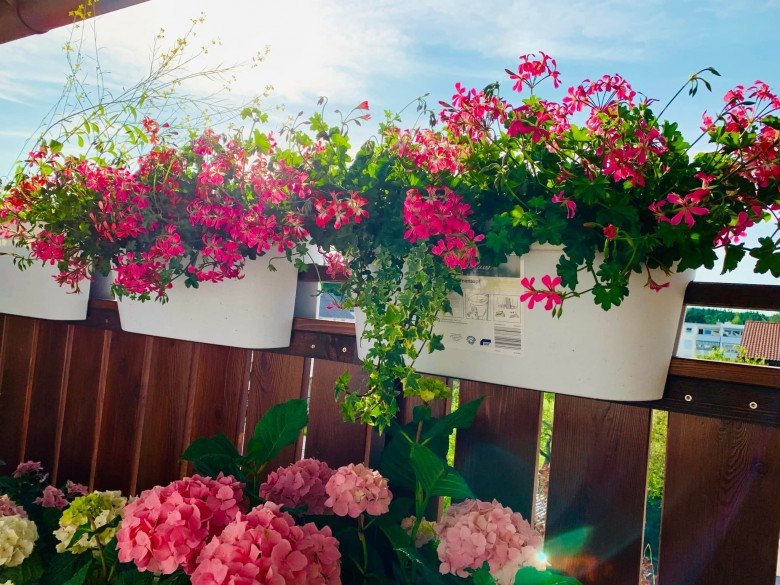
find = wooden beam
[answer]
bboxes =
[0,0,148,45]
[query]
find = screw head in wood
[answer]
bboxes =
[684,394,693,402]
[341,347,347,353]
[749,401,758,410]
[310,344,316,349]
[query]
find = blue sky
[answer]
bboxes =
[0,0,778,284]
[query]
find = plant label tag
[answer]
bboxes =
[436,255,524,355]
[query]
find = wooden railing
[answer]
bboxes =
[0,281,778,585]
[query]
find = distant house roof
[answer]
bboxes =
[741,320,780,362]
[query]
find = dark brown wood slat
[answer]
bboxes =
[454,381,542,521]
[545,396,651,585]
[293,317,355,336]
[186,345,252,450]
[669,357,779,389]
[135,337,196,492]
[0,316,37,470]
[23,321,70,469]
[57,325,107,485]
[305,359,369,467]
[245,352,308,478]
[684,282,780,312]
[659,413,780,585]
[92,331,149,493]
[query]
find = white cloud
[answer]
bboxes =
[0,0,697,113]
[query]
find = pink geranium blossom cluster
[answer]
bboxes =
[190,503,341,585]
[436,499,546,584]
[324,464,392,518]
[0,121,333,299]
[520,275,563,311]
[403,186,484,270]
[260,458,335,515]
[390,127,472,175]
[117,474,244,575]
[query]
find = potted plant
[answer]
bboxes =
[309,54,779,427]
[0,153,93,320]
[0,16,268,324]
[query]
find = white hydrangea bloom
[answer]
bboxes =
[0,515,38,567]
[54,490,126,554]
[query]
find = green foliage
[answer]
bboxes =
[700,345,767,365]
[181,398,308,498]
[684,307,780,324]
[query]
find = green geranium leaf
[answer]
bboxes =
[750,237,780,277]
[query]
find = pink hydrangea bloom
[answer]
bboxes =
[12,461,46,481]
[436,499,546,584]
[260,459,335,515]
[116,474,244,575]
[66,481,89,497]
[324,464,392,518]
[191,503,341,585]
[0,495,26,518]
[35,486,69,509]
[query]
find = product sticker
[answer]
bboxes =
[436,256,525,355]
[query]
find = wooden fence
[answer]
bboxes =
[0,282,778,585]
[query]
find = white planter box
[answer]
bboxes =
[355,247,693,401]
[0,240,90,320]
[117,257,299,348]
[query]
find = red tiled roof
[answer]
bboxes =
[741,320,780,362]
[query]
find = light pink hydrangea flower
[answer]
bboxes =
[0,496,26,518]
[66,481,89,497]
[116,474,244,575]
[436,499,546,584]
[191,502,341,585]
[401,516,437,548]
[324,464,392,518]
[35,486,69,509]
[12,461,46,481]
[260,458,335,515]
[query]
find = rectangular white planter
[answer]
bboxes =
[0,240,90,320]
[356,247,693,401]
[116,257,299,348]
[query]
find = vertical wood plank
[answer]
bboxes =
[454,381,543,520]
[245,351,307,476]
[93,331,149,493]
[545,396,651,585]
[658,414,780,585]
[23,321,70,470]
[186,344,252,452]
[57,326,107,485]
[305,359,368,467]
[136,338,195,492]
[0,316,37,470]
